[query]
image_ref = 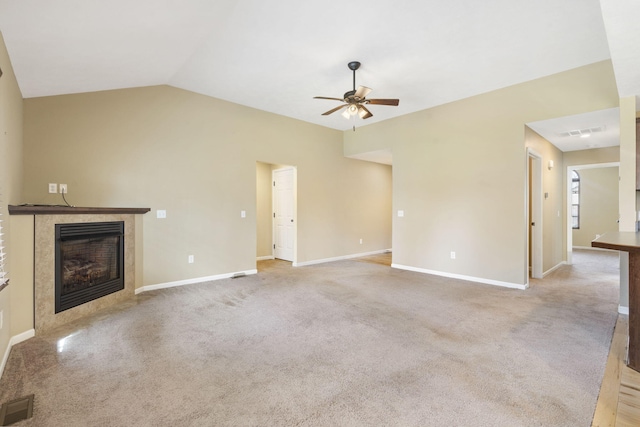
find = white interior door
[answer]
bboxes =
[273,167,295,261]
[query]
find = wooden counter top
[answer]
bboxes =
[592,232,640,252]
[8,205,151,215]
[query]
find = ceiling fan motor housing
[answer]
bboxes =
[343,89,357,99]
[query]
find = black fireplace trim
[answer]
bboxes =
[55,221,125,313]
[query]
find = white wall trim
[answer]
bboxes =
[135,269,258,294]
[391,263,528,290]
[1,329,35,379]
[543,261,567,278]
[293,249,390,267]
[619,305,629,315]
[257,255,275,261]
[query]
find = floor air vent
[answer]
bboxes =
[0,394,34,425]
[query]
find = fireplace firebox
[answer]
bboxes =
[55,221,125,313]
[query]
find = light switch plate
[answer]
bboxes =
[397,210,404,217]
[156,210,167,219]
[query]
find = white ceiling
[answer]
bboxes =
[528,108,620,152]
[0,0,636,137]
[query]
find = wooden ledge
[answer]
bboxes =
[8,205,151,215]
[592,232,640,252]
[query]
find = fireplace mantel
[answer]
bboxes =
[9,205,150,215]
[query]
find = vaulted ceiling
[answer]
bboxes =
[0,0,638,135]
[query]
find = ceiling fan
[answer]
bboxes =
[314,61,399,120]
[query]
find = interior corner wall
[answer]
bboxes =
[524,127,564,273]
[572,167,619,247]
[344,60,619,286]
[256,161,273,259]
[0,31,25,352]
[22,85,392,288]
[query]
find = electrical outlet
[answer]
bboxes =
[156,210,167,219]
[450,251,456,259]
[59,184,67,194]
[188,255,194,264]
[48,183,57,193]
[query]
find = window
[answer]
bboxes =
[571,170,580,229]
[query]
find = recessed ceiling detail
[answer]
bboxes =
[528,108,620,152]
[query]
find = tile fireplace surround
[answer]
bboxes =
[8,206,149,334]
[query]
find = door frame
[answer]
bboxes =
[272,166,297,263]
[526,148,543,281]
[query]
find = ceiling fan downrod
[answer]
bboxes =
[348,61,361,92]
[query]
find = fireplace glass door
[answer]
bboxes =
[55,221,124,313]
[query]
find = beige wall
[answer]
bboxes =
[21,86,393,294]
[345,61,619,286]
[524,127,564,274]
[563,146,620,167]
[256,161,273,258]
[0,32,25,352]
[572,167,619,247]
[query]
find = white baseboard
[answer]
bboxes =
[619,305,629,315]
[1,329,35,380]
[293,249,390,267]
[135,269,258,294]
[391,263,527,290]
[543,261,566,278]
[257,256,274,261]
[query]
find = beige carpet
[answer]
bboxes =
[0,250,619,426]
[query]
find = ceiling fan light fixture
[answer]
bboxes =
[314,61,399,121]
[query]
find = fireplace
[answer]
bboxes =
[55,221,125,313]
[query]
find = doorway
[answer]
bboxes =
[566,162,619,263]
[256,162,297,264]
